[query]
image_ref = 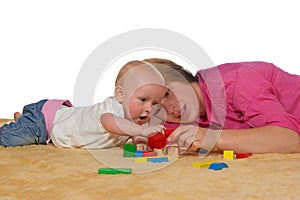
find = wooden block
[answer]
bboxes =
[192,160,217,168]
[142,151,156,157]
[134,157,148,163]
[98,168,132,174]
[235,152,252,159]
[148,156,169,163]
[223,150,234,160]
[135,150,143,157]
[148,132,166,149]
[123,144,137,157]
[208,162,229,171]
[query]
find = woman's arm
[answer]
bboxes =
[100,113,163,136]
[217,126,300,153]
[169,125,300,153]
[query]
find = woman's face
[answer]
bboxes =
[156,81,202,124]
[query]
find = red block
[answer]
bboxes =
[235,152,252,159]
[163,128,175,138]
[143,151,156,157]
[148,132,167,149]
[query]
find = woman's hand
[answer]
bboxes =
[167,125,208,151]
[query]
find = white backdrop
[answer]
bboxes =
[1,0,299,118]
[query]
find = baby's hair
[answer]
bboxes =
[115,60,165,87]
[143,58,198,84]
[115,60,143,86]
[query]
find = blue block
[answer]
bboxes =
[197,148,208,154]
[208,162,228,171]
[135,150,143,157]
[148,157,169,163]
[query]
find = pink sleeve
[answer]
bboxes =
[237,84,300,135]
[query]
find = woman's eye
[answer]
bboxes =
[165,90,170,97]
[152,102,158,106]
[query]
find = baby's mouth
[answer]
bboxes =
[139,116,147,120]
[138,116,149,125]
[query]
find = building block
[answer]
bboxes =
[223,150,234,160]
[134,157,148,163]
[196,148,208,154]
[162,128,175,137]
[134,156,170,163]
[148,156,169,163]
[98,168,132,174]
[148,132,167,149]
[235,152,252,159]
[147,129,175,149]
[142,150,156,157]
[208,162,228,171]
[135,150,143,157]
[123,144,137,157]
[192,160,217,168]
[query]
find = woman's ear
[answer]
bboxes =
[114,85,124,103]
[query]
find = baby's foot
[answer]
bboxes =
[14,112,21,121]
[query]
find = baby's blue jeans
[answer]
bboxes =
[0,99,48,147]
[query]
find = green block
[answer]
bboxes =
[98,168,132,174]
[123,144,137,157]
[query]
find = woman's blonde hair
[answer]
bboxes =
[143,58,198,85]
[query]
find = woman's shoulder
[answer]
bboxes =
[209,61,281,79]
[216,61,276,71]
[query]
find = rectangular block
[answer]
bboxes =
[223,150,234,160]
[124,151,135,157]
[148,156,169,163]
[124,144,137,152]
[123,144,137,157]
[135,151,143,157]
[142,151,156,157]
[134,157,148,163]
[192,160,217,168]
[235,152,252,159]
[98,168,132,174]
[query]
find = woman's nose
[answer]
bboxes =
[160,100,177,114]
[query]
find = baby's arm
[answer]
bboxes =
[100,113,163,137]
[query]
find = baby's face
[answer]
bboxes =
[123,83,167,125]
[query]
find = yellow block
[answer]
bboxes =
[192,160,217,168]
[134,157,148,163]
[223,150,234,160]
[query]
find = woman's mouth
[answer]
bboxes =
[178,104,186,118]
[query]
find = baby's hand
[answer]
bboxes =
[142,125,164,137]
[132,136,149,150]
[136,143,149,151]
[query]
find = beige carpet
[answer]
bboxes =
[1,118,300,200]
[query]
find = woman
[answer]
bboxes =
[145,58,300,154]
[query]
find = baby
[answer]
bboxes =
[0,60,167,149]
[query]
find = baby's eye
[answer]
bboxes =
[139,98,146,102]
